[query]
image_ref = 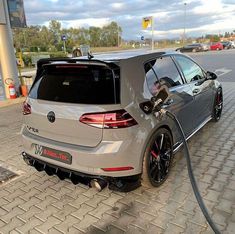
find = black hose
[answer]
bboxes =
[166,110,221,234]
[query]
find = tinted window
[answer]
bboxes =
[29,64,120,104]
[145,56,183,95]
[174,55,204,83]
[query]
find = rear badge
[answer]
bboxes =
[27,125,39,133]
[47,111,55,123]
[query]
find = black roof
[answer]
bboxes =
[78,49,177,62]
[36,49,177,72]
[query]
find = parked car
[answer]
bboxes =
[176,43,204,53]
[21,51,223,191]
[201,43,210,51]
[221,41,232,49]
[230,41,235,48]
[210,42,223,50]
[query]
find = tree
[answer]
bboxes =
[205,34,220,42]
[39,26,53,51]
[100,21,122,47]
[49,20,62,49]
[224,32,230,38]
[12,20,123,51]
[89,27,101,47]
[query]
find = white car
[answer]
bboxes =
[230,41,235,48]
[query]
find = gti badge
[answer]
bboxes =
[47,111,56,123]
[27,126,39,133]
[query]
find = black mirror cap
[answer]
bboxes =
[207,71,217,80]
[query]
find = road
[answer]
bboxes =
[189,49,234,82]
[0,50,234,234]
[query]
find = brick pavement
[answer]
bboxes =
[0,82,234,234]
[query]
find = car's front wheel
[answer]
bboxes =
[212,87,223,121]
[142,128,173,187]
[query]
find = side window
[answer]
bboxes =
[145,56,183,95]
[174,55,205,83]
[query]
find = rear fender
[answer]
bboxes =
[138,115,175,172]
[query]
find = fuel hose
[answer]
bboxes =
[164,110,220,234]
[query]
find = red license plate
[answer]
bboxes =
[34,144,72,165]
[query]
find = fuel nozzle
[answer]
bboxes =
[140,84,170,114]
[151,97,163,112]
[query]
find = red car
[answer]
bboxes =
[210,42,223,50]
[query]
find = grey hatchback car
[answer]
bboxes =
[21,50,223,191]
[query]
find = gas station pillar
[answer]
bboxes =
[0,0,19,99]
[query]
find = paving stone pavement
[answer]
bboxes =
[0,82,234,234]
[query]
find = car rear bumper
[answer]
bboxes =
[21,152,141,192]
[21,125,143,177]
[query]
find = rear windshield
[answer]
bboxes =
[29,64,120,104]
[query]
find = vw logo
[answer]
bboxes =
[47,111,56,123]
[34,144,43,155]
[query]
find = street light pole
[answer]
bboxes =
[151,16,154,50]
[117,30,119,47]
[183,2,187,45]
[63,40,66,53]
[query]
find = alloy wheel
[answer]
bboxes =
[147,130,173,186]
[214,88,223,121]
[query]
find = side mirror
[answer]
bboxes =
[206,71,217,80]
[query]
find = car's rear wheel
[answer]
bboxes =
[192,48,196,53]
[142,128,173,187]
[212,88,223,121]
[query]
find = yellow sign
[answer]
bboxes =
[16,52,24,68]
[142,16,152,29]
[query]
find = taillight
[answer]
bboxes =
[79,109,138,129]
[23,101,31,115]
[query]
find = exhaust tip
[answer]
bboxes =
[90,179,108,192]
[22,152,33,166]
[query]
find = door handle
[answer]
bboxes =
[164,98,174,106]
[193,88,200,94]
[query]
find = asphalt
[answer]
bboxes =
[189,49,235,82]
[0,49,234,233]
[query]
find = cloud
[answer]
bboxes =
[64,18,110,28]
[23,0,235,40]
[110,2,125,10]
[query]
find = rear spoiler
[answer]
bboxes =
[34,57,118,83]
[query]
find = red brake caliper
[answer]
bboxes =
[151,150,159,159]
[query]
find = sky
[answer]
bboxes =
[24,0,235,40]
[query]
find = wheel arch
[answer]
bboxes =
[139,123,174,173]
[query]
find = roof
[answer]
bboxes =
[36,49,178,73]
[77,49,176,62]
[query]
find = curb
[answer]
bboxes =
[0,96,25,108]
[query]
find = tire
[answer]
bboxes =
[212,87,223,122]
[142,128,173,187]
[216,48,219,51]
[192,49,196,53]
